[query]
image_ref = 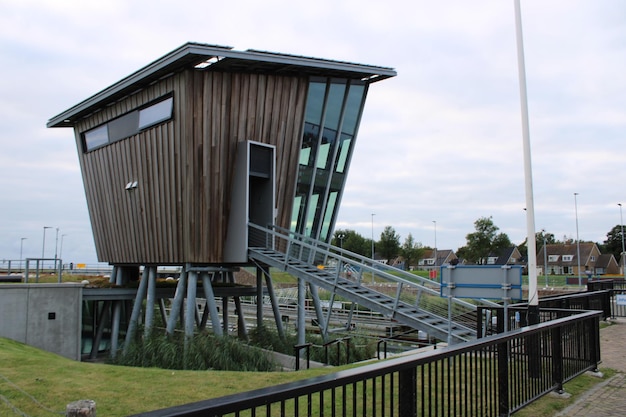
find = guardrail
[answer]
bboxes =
[130,309,601,417]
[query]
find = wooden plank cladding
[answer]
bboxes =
[74,69,307,265]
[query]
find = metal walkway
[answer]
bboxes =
[248,224,489,344]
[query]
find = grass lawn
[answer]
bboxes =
[1,335,617,417]
[0,337,333,416]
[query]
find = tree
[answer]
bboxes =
[518,230,556,258]
[463,216,512,264]
[378,226,401,263]
[332,229,370,257]
[603,225,625,262]
[492,233,512,253]
[400,233,425,270]
[455,245,469,261]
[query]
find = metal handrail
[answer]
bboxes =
[248,223,498,339]
[131,309,601,417]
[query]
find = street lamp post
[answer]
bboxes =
[42,226,52,270]
[60,234,67,261]
[54,227,59,260]
[42,226,52,258]
[371,214,375,259]
[433,220,437,266]
[20,237,27,271]
[619,203,625,279]
[574,193,581,286]
[541,229,548,287]
[371,213,375,283]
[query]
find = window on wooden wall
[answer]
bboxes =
[82,94,174,152]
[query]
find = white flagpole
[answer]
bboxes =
[513,0,539,322]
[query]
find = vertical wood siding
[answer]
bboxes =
[74,69,307,265]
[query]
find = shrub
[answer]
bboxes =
[112,330,276,371]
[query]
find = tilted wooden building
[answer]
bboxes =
[48,42,396,267]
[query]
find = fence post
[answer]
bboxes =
[497,341,509,417]
[589,316,601,371]
[294,343,311,371]
[551,326,564,393]
[66,399,96,416]
[399,368,417,417]
[602,291,612,319]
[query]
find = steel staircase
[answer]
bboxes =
[248,223,491,344]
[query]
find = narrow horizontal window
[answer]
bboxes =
[109,111,139,143]
[81,94,174,152]
[84,125,109,151]
[139,97,173,130]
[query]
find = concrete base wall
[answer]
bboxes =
[0,283,83,360]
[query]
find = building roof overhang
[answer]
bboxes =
[47,42,397,128]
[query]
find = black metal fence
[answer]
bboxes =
[476,290,612,337]
[130,310,600,417]
[587,280,626,318]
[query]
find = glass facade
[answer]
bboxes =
[291,77,368,242]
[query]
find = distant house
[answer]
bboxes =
[537,243,619,276]
[594,254,619,276]
[487,247,524,266]
[418,249,458,271]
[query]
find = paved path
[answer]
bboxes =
[553,318,626,416]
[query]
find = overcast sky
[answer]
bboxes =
[1,0,625,266]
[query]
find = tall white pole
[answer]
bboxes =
[54,227,59,260]
[371,213,375,283]
[542,229,548,287]
[574,193,581,285]
[619,203,625,279]
[371,213,375,259]
[60,234,67,260]
[42,226,51,258]
[42,226,51,270]
[433,220,437,257]
[20,237,27,271]
[514,0,538,316]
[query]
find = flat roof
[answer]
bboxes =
[47,42,397,128]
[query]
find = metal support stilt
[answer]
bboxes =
[263,268,284,338]
[109,265,118,285]
[123,268,149,355]
[199,301,210,330]
[256,266,264,329]
[234,297,248,340]
[158,299,167,327]
[201,272,223,337]
[185,270,197,338]
[115,266,123,286]
[166,270,187,335]
[110,300,121,358]
[222,291,229,334]
[297,278,306,346]
[308,284,327,341]
[90,300,111,359]
[144,266,157,336]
